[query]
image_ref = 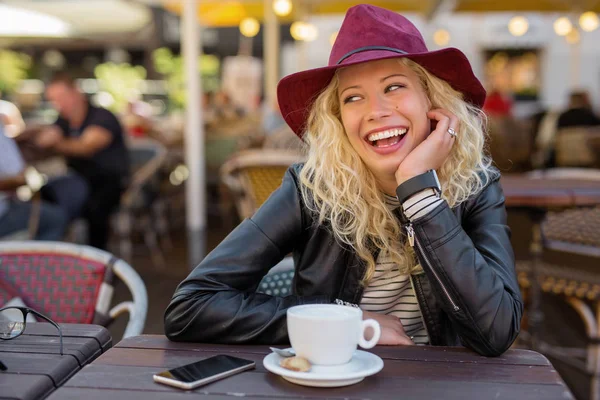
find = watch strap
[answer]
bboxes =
[395,170,440,204]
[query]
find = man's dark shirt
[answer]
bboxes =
[55,103,129,185]
[557,107,600,129]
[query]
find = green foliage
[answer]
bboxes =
[152,47,220,110]
[94,62,147,113]
[0,50,31,94]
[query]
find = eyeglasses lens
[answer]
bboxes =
[0,309,25,339]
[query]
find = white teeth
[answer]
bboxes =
[367,128,407,142]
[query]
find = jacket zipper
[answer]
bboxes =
[409,274,432,341]
[406,223,460,312]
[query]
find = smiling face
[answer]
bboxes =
[337,58,431,186]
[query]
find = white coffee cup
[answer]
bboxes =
[286,304,381,366]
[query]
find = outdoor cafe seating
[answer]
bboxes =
[0,240,147,339]
[512,168,600,400]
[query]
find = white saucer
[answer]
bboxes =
[263,349,384,387]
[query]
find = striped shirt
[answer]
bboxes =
[359,190,443,345]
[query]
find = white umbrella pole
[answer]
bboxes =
[263,0,279,108]
[182,0,206,268]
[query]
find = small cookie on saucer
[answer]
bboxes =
[280,356,311,372]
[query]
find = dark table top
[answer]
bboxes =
[501,174,600,208]
[47,335,573,400]
[0,323,111,400]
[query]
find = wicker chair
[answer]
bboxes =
[0,241,147,339]
[554,126,600,168]
[220,149,306,221]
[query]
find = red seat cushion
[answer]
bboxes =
[0,252,106,323]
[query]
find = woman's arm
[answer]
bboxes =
[164,166,330,343]
[409,176,523,356]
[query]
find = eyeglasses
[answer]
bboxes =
[0,306,63,355]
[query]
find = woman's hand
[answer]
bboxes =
[395,109,460,186]
[362,310,414,346]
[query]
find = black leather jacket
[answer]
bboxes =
[165,164,523,356]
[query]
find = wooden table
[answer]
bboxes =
[501,174,600,209]
[47,335,573,400]
[0,323,111,400]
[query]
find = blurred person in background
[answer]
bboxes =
[482,88,513,118]
[122,99,152,138]
[34,72,130,250]
[0,90,26,138]
[557,90,600,128]
[532,90,600,168]
[0,124,68,240]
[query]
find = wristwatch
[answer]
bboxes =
[395,170,441,205]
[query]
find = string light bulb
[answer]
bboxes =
[290,22,318,41]
[273,0,292,17]
[508,16,529,37]
[554,17,572,36]
[579,12,599,32]
[433,29,450,46]
[239,17,260,38]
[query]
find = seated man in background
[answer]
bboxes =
[35,72,130,250]
[557,90,600,128]
[0,125,68,240]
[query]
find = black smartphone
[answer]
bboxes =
[153,355,256,390]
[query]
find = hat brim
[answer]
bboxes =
[277,47,486,139]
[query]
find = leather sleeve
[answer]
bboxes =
[411,176,523,356]
[164,166,330,343]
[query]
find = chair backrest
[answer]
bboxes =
[0,241,147,338]
[220,149,306,220]
[554,126,600,168]
[122,138,168,207]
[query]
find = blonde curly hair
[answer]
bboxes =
[299,58,495,283]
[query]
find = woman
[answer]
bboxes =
[165,4,522,357]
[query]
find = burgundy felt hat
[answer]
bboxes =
[277,4,486,139]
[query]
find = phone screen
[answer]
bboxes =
[155,355,255,384]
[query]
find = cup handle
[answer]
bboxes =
[358,318,381,349]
